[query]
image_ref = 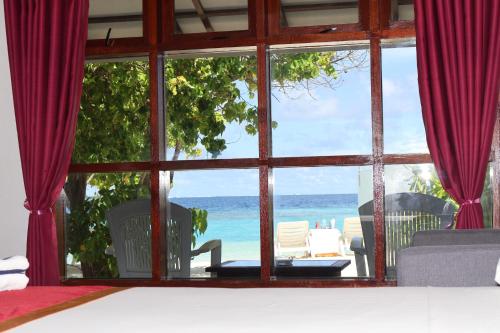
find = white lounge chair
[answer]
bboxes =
[342,217,363,253]
[276,221,310,258]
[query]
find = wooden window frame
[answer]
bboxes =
[85,0,151,56]
[65,0,500,287]
[268,0,369,41]
[159,0,259,51]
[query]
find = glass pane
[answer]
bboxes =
[390,0,414,22]
[483,164,494,228]
[62,172,151,279]
[174,0,248,34]
[164,169,260,279]
[272,166,373,279]
[281,0,359,28]
[165,52,258,160]
[382,42,428,154]
[88,0,143,40]
[74,59,150,164]
[384,163,493,280]
[271,45,371,157]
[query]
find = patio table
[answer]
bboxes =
[205,259,350,278]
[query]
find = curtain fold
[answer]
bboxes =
[415,0,500,229]
[4,0,89,285]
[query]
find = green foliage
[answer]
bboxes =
[271,51,339,87]
[408,167,458,208]
[165,55,259,158]
[190,208,208,248]
[75,61,150,163]
[66,173,149,278]
[66,51,367,277]
[408,166,493,228]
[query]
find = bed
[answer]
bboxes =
[0,286,121,331]
[1,287,500,332]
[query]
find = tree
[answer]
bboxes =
[65,62,150,277]
[65,50,368,277]
[408,166,493,228]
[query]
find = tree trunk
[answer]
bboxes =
[63,173,94,278]
[166,140,182,198]
[64,173,87,211]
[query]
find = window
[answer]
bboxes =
[273,166,373,278]
[382,41,427,154]
[88,0,143,40]
[165,51,258,160]
[390,0,414,22]
[174,0,249,34]
[63,1,499,286]
[279,0,360,28]
[164,169,260,279]
[271,45,371,157]
[63,172,150,279]
[383,163,494,280]
[74,59,150,164]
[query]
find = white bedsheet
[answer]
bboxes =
[9,287,500,333]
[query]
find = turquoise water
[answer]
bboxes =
[171,194,358,261]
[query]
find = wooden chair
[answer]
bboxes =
[106,199,221,278]
[352,192,456,279]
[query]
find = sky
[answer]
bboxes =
[166,45,428,198]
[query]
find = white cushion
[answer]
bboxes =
[0,255,29,271]
[0,273,29,291]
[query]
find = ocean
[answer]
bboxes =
[170,194,358,262]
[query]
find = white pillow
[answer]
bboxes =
[496,258,500,286]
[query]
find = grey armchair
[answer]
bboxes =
[351,192,456,278]
[106,199,221,278]
[397,229,500,286]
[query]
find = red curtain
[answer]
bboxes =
[4,0,89,285]
[415,0,500,229]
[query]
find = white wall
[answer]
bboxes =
[0,3,28,258]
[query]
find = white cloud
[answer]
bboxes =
[382,78,400,97]
[273,90,340,121]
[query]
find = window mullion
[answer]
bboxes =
[370,37,385,281]
[257,43,272,282]
[493,106,500,228]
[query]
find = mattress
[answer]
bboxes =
[4,287,500,333]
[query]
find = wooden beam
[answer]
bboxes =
[89,14,142,24]
[383,154,433,164]
[191,0,214,32]
[270,155,372,167]
[158,158,260,171]
[176,8,248,19]
[283,2,358,13]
